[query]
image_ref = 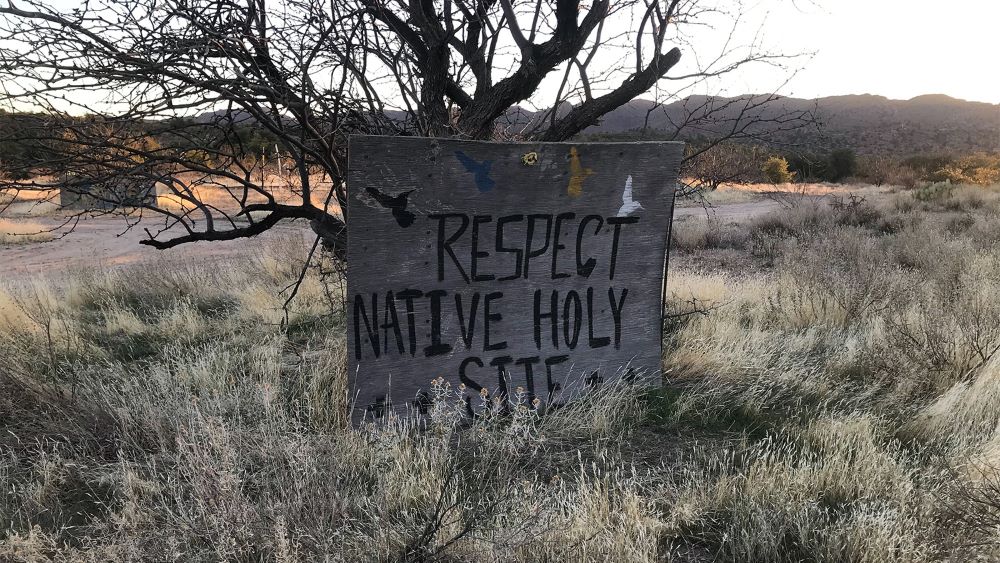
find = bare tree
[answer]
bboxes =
[857,154,893,187]
[0,0,804,256]
[682,141,762,192]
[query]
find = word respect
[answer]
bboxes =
[428,212,640,283]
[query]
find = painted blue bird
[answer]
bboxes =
[454,150,496,193]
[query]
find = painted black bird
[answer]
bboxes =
[454,150,496,193]
[366,187,416,228]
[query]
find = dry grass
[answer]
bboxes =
[0,187,58,204]
[675,181,893,209]
[675,182,764,207]
[4,183,1000,561]
[1,189,62,217]
[0,218,55,244]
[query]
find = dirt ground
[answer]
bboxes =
[674,199,781,221]
[0,215,313,282]
[0,179,332,281]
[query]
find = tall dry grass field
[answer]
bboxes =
[3,183,1000,561]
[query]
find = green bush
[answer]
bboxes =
[826,149,857,183]
[785,152,827,182]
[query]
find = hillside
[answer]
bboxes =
[579,94,1000,156]
[197,94,999,158]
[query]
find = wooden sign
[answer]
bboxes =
[347,136,683,420]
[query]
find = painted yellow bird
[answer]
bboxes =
[566,146,593,197]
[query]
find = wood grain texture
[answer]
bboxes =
[347,136,683,420]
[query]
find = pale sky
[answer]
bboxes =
[737,0,1000,104]
[16,0,1000,109]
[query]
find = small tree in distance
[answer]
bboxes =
[827,148,858,182]
[683,143,763,192]
[763,156,796,185]
[859,154,893,187]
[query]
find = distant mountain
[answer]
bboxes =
[194,109,257,125]
[189,94,998,157]
[579,94,1000,156]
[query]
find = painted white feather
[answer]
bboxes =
[617,175,644,217]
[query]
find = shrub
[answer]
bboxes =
[858,155,893,187]
[914,180,954,202]
[945,213,976,234]
[670,217,746,252]
[887,164,920,189]
[929,153,1000,186]
[785,152,828,181]
[751,206,822,237]
[826,148,858,183]
[762,156,796,185]
[903,154,955,178]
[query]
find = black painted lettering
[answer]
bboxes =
[533,289,559,349]
[380,291,405,355]
[455,292,481,349]
[483,291,508,351]
[608,288,628,349]
[396,289,423,356]
[496,214,524,281]
[490,355,514,399]
[544,355,570,396]
[563,290,582,349]
[550,212,575,279]
[423,289,453,357]
[429,213,470,283]
[470,215,495,282]
[523,214,553,279]
[353,293,380,360]
[586,287,611,348]
[515,356,541,397]
[576,215,603,278]
[459,356,485,393]
[606,216,639,280]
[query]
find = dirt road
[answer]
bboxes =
[674,200,781,222]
